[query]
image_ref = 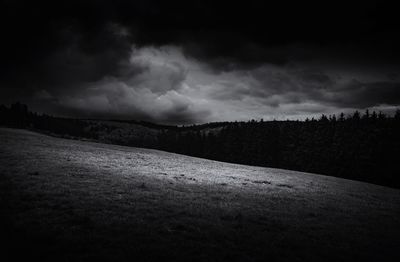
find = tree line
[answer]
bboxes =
[1,102,399,188]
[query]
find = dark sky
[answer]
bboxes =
[1,0,400,124]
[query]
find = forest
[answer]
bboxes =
[1,102,399,188]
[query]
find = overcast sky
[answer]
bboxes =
[1,0,400,124]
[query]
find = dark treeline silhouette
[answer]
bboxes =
[1,102,400,188]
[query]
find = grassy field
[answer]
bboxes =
[1,127,399,261]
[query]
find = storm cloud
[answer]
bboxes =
[1,0,400,124]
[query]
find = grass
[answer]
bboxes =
[1,127,400,261]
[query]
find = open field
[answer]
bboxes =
[1,127,399,261]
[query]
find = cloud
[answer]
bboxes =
[31,46,210,124]
[321,80,400,108]
[1,0,400,85]
[9,45,400,124]
[1,1,400,123]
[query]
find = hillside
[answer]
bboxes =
[1,127,399,261]
[2,103,400,188]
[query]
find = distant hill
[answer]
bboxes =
[1,103,400,188]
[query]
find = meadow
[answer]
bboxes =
[1,128,399,261]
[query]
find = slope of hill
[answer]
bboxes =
[2,103,400,188]
[1,127,400,261]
